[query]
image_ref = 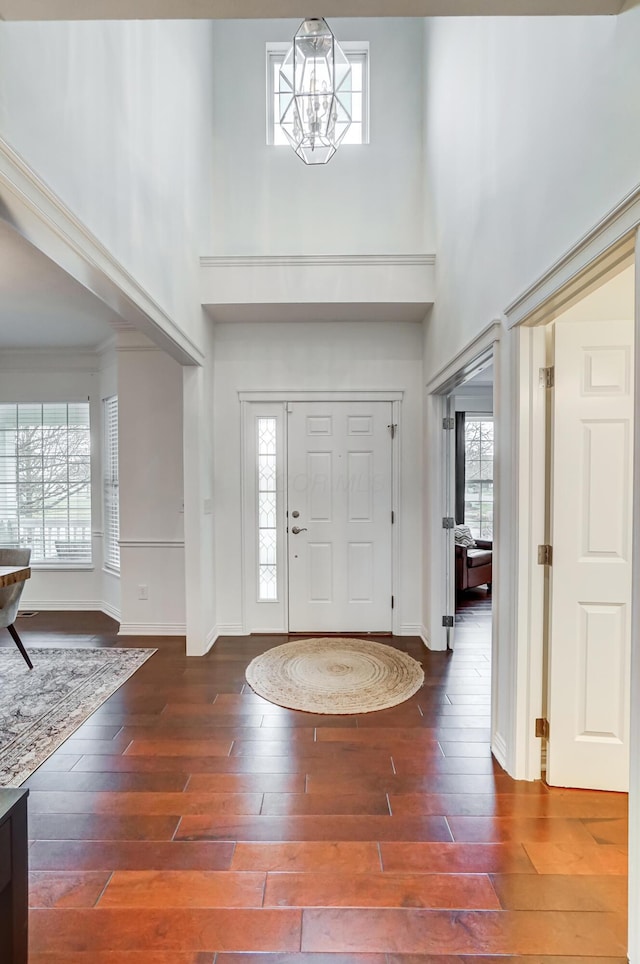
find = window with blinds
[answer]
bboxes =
[103,396,120,571]
[0,402,92,565]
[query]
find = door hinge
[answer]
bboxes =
[537,544,553,566]
[535,717,550,740]
[391,510,395,525]
[388,423,397,439]
[391,595,395,609]
[442,615,454,628]
[442,517,455,529]
[539,366,554,389]
[442,417,455,430]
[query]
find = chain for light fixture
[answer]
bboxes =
[278,18,353,165]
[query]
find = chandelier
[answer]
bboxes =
[279,18,352,165]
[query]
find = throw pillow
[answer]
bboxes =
[454,524,476,548]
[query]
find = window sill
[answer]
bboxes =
[31,565,94,572]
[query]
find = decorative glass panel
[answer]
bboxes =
[257,417,278,601]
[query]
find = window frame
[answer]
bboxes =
[462,415,494,541]
[0,401,93,569]
[103,395,120,573]
[266,41,370,147]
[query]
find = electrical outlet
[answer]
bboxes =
[138,584,148,600]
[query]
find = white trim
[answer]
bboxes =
[513,326,547,782]
[119,540,185,549]
[202,254,435,268]
[241,394,400,637]
[629,228,640,964]
[22,599,104,611]
[399,624,424,637]
[391,399,402,638]
[0,134,203,366]
[31,565,94,572]
[419,625,430,648]
[214,623,245,636]
[239,390,404,403]
[118,622,186,636]
[504,182,640,329]
[492,731,508,771]
[425,321,503,394]
[100,600,121,622]
[204,625,218,653]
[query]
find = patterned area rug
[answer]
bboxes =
[0,647,155,787]
[245,637,424,714]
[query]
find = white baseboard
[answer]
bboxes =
[101,601,121,622]
[492,731,508,771]
[419,625,430,648]
[215,623,245,636]
[21,599,104,612]
[118,622,186,637]
[399,623,423,637]
[204,625,218,653]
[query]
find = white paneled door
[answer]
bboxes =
[287,401,393,633]
[547,318,634,791]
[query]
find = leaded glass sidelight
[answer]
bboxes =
[257,417,278,600]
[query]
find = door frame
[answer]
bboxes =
[504,185,640,962]
[239,390,404,637]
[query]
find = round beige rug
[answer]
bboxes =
[245,637,424,714]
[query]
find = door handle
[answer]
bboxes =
[291,526,308,534]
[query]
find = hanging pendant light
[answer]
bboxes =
[279,18,352,165]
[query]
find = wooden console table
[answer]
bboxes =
[0,789,29,964]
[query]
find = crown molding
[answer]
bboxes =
[504,182,640,329]
[0,135,204,366]
[201,254,436,268]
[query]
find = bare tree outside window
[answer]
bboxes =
[464,418,493,539]
[0,403,92,564]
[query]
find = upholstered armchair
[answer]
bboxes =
[455,536,492,594]
[0,548,33,669]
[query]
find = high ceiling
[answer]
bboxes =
[0,0,625,17]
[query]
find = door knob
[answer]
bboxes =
[291,526,308,534]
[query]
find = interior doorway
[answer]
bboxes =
[430,349,496,656]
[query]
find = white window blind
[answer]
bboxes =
[0,402,92,565]
[103,396,120,571]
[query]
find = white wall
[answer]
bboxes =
[209,18,432,257]
[213,319,424,635]
[117,337,186,634]
[0,19,213,352]
[0,352,103,609]
[423,10,640,375]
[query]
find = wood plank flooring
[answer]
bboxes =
[3,595,628,961]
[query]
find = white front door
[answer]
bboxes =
[547,318,634,791]
[287,401,393,633]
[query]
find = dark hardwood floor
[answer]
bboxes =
[1,601,628,962]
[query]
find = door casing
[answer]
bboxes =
[240,391,403,636]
